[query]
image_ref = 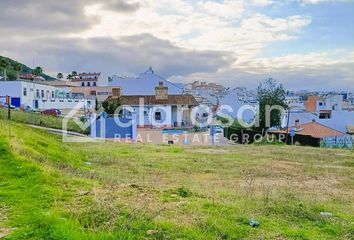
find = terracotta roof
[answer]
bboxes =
[71,78,98,82]
[78,72,100,76]
[112,94,198,106]
[271,121,345,139]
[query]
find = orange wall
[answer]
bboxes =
[305,96,317,112]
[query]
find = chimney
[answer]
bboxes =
[155,81,168,100]
[112,88,121,97]
[295,119,300,128]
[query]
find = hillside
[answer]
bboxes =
[0,55,54,80]
[0,120,353,239]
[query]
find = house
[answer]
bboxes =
[305,95,343,118]
[19,73,45,81]
[71,72,100,87]
[57,72,120,102]
[283,94,353,133]
[71,86,121,102]
[271,120,347,147]
[115,81,199,128]
[191,81,225,94]
[108,67,183,95]
[0,80,95,110]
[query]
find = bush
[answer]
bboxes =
[177,187,191,198]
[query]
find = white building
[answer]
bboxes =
[0,80,95,110]
[117,81,199,128]
[108,68,183,95]
[71,72,100,87]
[283,94,354,133]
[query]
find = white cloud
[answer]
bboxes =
[197,0,245,20]
[0,0,353,90]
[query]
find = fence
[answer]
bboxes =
[0,108,89,134]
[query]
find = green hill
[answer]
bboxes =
[0,120,353,239]
[0,55,55,80]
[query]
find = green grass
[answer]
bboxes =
[0,109,89,134]
[0,119,353,239]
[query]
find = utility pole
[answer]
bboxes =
[285,108,290,144]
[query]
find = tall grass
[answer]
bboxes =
[0,109,89,134]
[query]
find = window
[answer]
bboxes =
[319,113,331,119]
[51,91,55,98]
[41,90,44,98]
[23,87,27,96]
[87,82,91,87]
[319,102,323,106]
[155,112,161,121]
[93,82,97,86]
[36,89,40,98]
[81,82,85,87]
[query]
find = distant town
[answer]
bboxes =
[0,64,353,148]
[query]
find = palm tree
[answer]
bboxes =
[0,59,9,81]
[57,72,63,80]
[66,74,73,80]
[14,63,22,79]
[71,71,78,77]
[33,66,43,77]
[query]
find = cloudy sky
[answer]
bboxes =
[0,0,353,90]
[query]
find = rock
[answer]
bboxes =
[146,230,159,235]
[320,212,332,217]
[249,219,260,228]
[84,162,92,165]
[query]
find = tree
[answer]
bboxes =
[33,66,43,76]
[71,71,78,77]
[66,74,73,80]
[102,97,121,115]
[57,73,63,80]
[14,63,22,79]
[257,78,287,130]
[0,59,9,81]
[95,97,100,111]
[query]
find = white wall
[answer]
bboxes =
[282,110,354,133]
[36,98,95,110]
[124,105,173,127]
[318,110,354,133]
[316,95,343,111]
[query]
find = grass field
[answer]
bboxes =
[0,120,353,239]
[0,109,89,134]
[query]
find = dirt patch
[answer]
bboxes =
[188,148,231,154]
[0,228,12,238]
